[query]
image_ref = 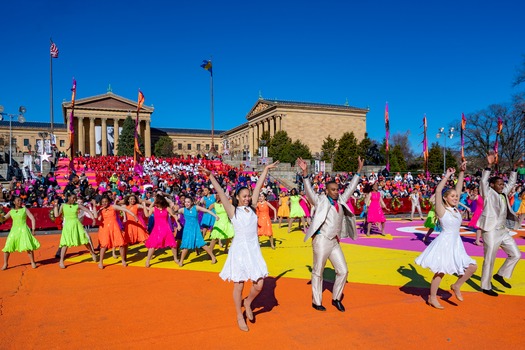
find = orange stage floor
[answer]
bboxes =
[1,221,524,349]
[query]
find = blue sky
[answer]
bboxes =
[1,0,524,154]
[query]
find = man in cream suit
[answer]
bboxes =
[477,153,521,296]
[297,156,364,312]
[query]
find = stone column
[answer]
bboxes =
[89,117,96,156]
[113,118,119,155]
[78,117,85,154]
[101,118,107,156]
[249,124,254,160]
[269,116,274,137]
[145,119,151,157]
[255,123,261,148]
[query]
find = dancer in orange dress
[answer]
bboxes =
[123,194,149,245]
[95,195,138,269]
[256,193,277,249]
[277,191,290,228]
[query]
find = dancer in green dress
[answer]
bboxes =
[209,195,234,254]
[2,197,39,270]
[54,193,98,269]
[287,188,306,233]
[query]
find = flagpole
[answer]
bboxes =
[69,79,76,171]
[210,67,215,153]
[423,115,429,180]
[384,102,390,172]
[200,59,214,154]
[50,46,54,134]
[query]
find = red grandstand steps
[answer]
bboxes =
[53,158,97,193]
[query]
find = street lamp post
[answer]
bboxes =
[436,127,454,174]
[0,105,26,166]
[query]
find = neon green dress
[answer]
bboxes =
[210,203,234,239]
[2,208,40,253]
[289,195,306,218]
[60,204,90,247]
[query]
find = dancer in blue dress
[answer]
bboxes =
[200,187,216,237]
[177,196,218,266]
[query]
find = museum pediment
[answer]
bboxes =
[62,93,153,112]
[79,97,135,110]
[246,100,276,120]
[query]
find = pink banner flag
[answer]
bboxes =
[385,102,390,171]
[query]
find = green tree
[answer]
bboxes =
[408,156,424,172]
[117,116,144,156]
[392,131,415,165]
[364,140,384,165]
[259,130,271,146]
[428,142,444,174]
[154,136,174,157]
[333,132,358,171]
[321,135,338,164]
[268,131,292,162]
[287,139,312,162]
[444,148,458,171]
[387,145,407,172]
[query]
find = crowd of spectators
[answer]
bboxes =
[1,155,524,211]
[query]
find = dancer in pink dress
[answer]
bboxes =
[143,195,181,268]
[467,186,484,246]
[365,182,388,236]
[299,190,311,228]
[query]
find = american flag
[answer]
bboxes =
[50,42,59,58]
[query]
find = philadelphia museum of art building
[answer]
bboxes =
[0,91,368,161]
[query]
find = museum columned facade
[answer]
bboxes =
[0,92,368,162]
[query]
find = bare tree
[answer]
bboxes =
[391,131,415,163]
[464,104,525,170]
[512,54,525,87]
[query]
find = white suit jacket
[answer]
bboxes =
[477,169,519,231]
[303,175,360,242]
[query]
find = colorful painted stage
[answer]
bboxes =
[1,219,524,349]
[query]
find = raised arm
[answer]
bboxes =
[455,161,467,196]
[340,156,364,204]
[480,153,495,197]
[504,161,519,195]
[199,166,235,219]
[435,167,455,219]
[297,158,316,204]
[251,162,279,205]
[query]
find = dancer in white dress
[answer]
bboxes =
[415,163,477,310]
[200,161,279,332]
